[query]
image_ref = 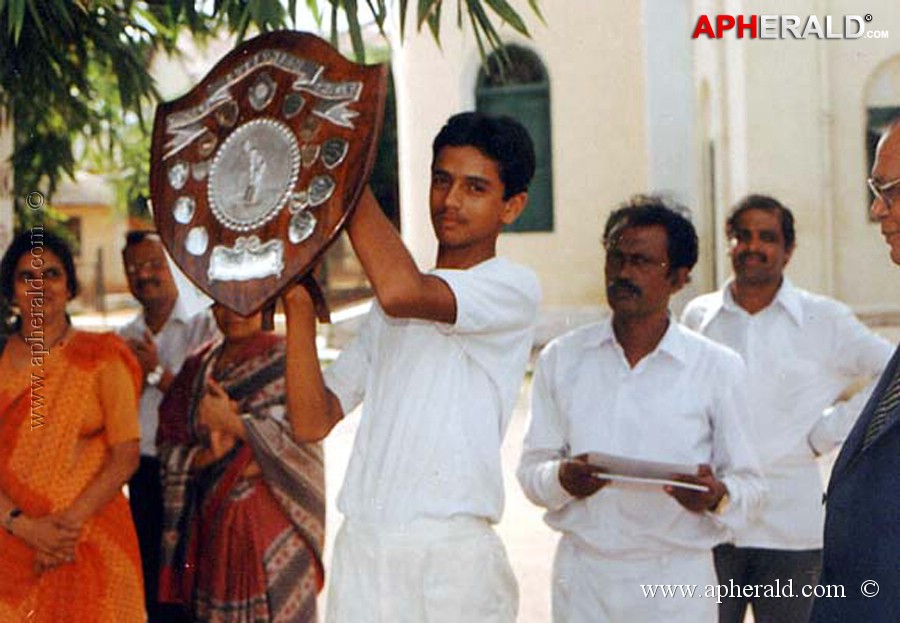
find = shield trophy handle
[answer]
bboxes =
[297,271,332,324]
[260,271,331,331]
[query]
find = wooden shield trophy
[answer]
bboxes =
[150,31,388,317]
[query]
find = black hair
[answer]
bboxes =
[726,194,796,251]
[431,111,536,200]
[603,195,699,272]
[124,229,162,249]
[1,229,79,301]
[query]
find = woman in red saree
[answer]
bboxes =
[158,303,325,622]
[0,231,144,622]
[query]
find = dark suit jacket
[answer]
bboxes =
[810,345,900,622]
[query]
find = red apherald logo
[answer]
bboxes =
[692,14,870,39]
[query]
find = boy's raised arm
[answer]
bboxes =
[347,187,457,323]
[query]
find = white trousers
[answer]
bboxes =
[326,516,518,623]
[552,535,718,623]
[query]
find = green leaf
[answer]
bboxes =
[398,0,408,39]
[344,0,365,62]
[24,0,46,40]
[466,3,488,62]
[9,0,25,44]
[234,4,251,41]
[528,0,546,25]
[258,0,286,30]
[329,1,339,48]
[307,0,323,29]
[53,0,77,32]
[363,0,385,33]
[425,0,441,44]
[416,0,439,30]
[483,0,529,36]
[468,0,503,51]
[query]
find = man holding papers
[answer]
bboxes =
[517,196,765,623]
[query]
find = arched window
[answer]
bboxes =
[476,45,553,232]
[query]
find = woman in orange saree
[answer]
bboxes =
[0,231,145,622]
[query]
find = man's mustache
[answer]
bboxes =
[136,278,161,290]
[737,251,767,264]
[607,279,642,298]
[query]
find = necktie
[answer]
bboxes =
[861,367,900,450]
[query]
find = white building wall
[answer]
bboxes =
[694,0,900,312]
[829,0,900,311]
[742,10,828,293]
[643,0,706,310]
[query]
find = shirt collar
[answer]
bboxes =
[720,277,804,327]
[772,278,804,326]
[593,313,689,365]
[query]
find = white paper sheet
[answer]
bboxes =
[586,452,710,492]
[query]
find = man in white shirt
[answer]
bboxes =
[283,112,541,622]
[518,196,765,623]
[118,230,217,623]
[681,194,892,623]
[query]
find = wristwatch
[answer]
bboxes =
[146,364,165,387]
[3,507,22,534]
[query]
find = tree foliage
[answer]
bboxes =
[0,0,541,229]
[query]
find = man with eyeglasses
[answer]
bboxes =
[118,230,217,623]
[517,196,764,623]
[681,194,892,623]
[810,121,900,622]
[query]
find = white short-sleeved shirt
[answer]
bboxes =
[325,256,541,525]
[682,279,892,549]
[118,297,217,456]
[517,318,766,557]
